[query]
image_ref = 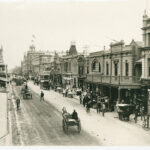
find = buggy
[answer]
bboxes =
[22,88,32,99]
[116,104,135,121]
[62,113,81,133]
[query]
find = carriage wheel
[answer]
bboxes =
[77,122,81,133]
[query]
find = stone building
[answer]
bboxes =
[32,53,53,76]
[139,11,150,111]
[0,46,8,88]
[21,44,44,78]
[49,52,62,88]
[60,42,86,89]
[85,40,142,110]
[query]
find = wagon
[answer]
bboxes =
[62,113,81,133]
[116,104,135,121]
[23,89,32,99]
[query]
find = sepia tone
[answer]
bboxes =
[1,0,150,147]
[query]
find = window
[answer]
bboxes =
[148,58,150,76]
[125,61,129,76]
[99,63,101,72]
[114,63,118,76]
[87,66,89,74]
[92,61,96,71]
[92,59,98,72]
[79,66,84,75]
[106,63,109,75]
[64,62,68,72]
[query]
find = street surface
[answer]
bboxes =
[0,92,9,145]
[9,81,150,146]
[9,84,100,146]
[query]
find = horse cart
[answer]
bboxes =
[116,104,135,121]
[62,113,81,133]
[21,87,32,99]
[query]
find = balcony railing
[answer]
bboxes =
[86,74,140,85]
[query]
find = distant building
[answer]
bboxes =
[0,46,8,88]
[60,42,86,89]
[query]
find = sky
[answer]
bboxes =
[0,0,148,69]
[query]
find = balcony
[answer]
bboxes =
[86,74,140,85]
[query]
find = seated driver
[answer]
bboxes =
[72,109,78,120]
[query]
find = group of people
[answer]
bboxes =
[62,88,73,97]
[79,90,107,116]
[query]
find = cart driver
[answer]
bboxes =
[72,109,79,120]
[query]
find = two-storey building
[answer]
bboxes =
[85,40,142,110]
[61,43,86,89]
[139,11,150,111]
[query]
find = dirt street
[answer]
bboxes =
[9,85,101,146]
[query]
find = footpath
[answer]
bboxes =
[0,85,11,146]
[74,94,145,128]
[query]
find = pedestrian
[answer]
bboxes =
[40,91,44,101]
[80,91,83,104]
[102,102,106,116]
[63,88,65,97]
[65,89,68,97]
[16,97,20,110]
[97,97,101,114]
[134,104,139,123]
[86,99,91,113]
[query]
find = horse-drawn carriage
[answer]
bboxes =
[62,110,81,133]
[116,104,135,121]
[21,87,32,99]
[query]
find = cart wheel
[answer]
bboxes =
[77,121,81,133]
